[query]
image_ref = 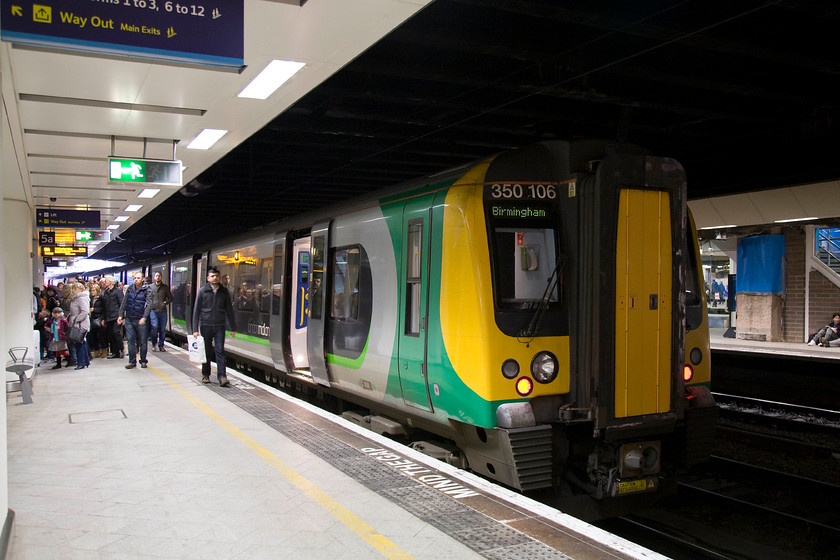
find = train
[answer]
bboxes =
[96,140,716,519]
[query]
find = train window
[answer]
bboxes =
[331,247,360,321]
[406,219,423,335]
[171,260,191,322]
[325,245,373,359]
[491,227,558,308]
[311,235,325,320]
[271,243,284,316]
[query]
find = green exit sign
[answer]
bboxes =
[76,230,92,241]
[108,158,182,186]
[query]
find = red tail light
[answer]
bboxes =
[683,365,694,382]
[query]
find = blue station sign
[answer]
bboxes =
[1,0,243,68]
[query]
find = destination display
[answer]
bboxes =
[1,0,243,68]
[488,204,555,223]
[36,209,100,228]
[41,246,88,257]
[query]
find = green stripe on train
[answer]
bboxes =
[327,337,369,369]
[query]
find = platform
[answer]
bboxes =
[710,327,840,360]
[6,345,663,560]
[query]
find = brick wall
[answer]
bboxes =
[807,270,840,339]
[783,228,805,342]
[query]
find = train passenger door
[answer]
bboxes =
[397,196,434,411]
[290,238,310,371]
[269,232,287,371]
[614,189,672,417]
[306,221,331,387]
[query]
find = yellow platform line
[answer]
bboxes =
[151,366,414,560]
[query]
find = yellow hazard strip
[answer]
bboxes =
[150,366,415,560]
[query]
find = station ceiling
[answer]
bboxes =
[16,0,840,264]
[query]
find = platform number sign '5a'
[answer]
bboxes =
[39,232,55,246]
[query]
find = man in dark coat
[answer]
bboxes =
[192,266,236,386]
[149,271,174,352]
[118,272,152,369]
[101,276,125,359]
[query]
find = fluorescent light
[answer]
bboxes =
[138,188,160,198]
[107,225,120,230]
[124,204,142,212]
[238,60,305,100]
[775,216,818,223]
[699,224,737,230]
[187,129,227,150]
[114,216,129,222]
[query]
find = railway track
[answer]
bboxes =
[598,456,840,559]
[714,392,840,436]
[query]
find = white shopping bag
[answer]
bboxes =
[187,335,206,363]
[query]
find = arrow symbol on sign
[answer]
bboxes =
[11,5,22,16]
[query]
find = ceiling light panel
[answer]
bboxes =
[238,60,305,100]
[187,129,227,150]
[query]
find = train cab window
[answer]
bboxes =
[406,219,423,336]
[491,227,559,308]
[332,247,360,321]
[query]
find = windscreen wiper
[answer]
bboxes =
[520,254,566,339]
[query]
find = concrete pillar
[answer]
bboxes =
[2,44,33,538]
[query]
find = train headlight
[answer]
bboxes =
[689,347,702,365]
[530,351,558,384]
[683,365,694,382]
[501,359,520,379]
[515,377,534,396]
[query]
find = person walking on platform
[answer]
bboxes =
[67,282,91,370]
[808,312,840,347]
[149,272,173,352]
[118,272,152,369]
[102,276,125,359]
[192,266,236,386]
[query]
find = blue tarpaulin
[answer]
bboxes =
[736,235,784,294]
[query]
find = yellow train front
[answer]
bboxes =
[434,141,714,518]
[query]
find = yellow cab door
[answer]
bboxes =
[614,189,672,417]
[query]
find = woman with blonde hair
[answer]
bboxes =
[67,282,91,369]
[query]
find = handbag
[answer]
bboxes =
[67,325,88,344]
[188,334,207,363]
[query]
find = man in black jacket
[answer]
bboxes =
[149,272,174,352]
[118,272,152,369]
[101,276,125,359]
[192,266,236,386]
